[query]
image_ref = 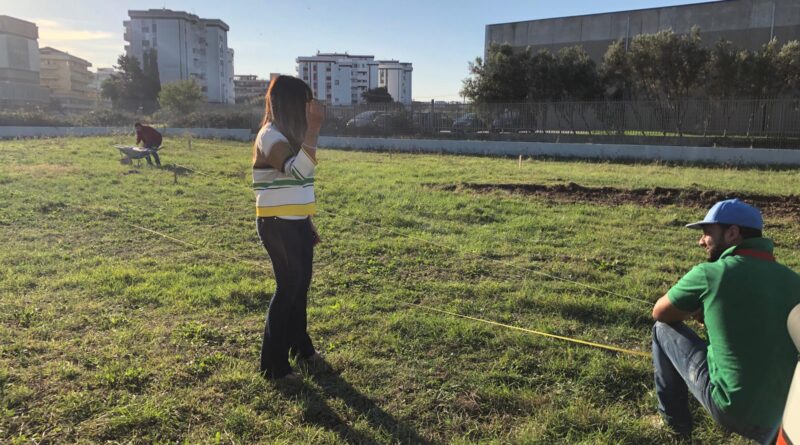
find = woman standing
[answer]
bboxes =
[252,75,324,380]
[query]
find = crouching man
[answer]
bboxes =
[652,199,800,443]
[134,122,162,167]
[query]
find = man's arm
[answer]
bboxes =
[652,293,694,323]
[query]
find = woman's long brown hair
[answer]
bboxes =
[253,75,313,164]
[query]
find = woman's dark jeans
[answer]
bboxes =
[257,216,316,378]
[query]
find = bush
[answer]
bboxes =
[74,110,141,127]
[166,111,258,130]
[0,111,72,127]
[159,79,204,115]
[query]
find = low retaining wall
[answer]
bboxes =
[0,126,252,141]
[318,136,800,166]
[3,128,799,166]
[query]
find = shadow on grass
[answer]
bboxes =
[275,359,436,445]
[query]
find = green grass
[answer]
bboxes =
[2,136,799,444]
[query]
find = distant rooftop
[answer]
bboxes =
[486,0,727,27]
[127,9,229,31]
[303,52,376,59]
[40,47,92,66]
[0,15,38,40]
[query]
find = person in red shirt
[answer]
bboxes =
[135,122,162,166]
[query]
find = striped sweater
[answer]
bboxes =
[252,124,317,218]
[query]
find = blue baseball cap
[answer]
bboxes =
[686,199,763,230]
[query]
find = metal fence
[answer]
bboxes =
[315,99,800,149]
[9,98,798,148]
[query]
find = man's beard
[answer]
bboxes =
[707,244,728,262]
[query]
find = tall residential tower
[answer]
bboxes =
[124,9,235,103]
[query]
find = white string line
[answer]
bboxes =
[72,199,651,357]
[172,162,652,306]
[78,204,268,270]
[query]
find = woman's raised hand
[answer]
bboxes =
[306,100,325,133]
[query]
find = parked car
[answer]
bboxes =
[491,109,522,133]
[346,111,384,129]
[452,113,484,132]
[413,111,452,131]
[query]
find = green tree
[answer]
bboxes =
[706,40,740,100]
[555,46,601,101]
[461,43,529,103]
[737,39,785,140]
[362,87,394,103]
[100,54,160,112]
[706,39,742,136]
[551,46,602,133]
[628,27,709,135]
[526,49,559,101]
[736,38,784,99]
[142,49,161,109]
[159,79,204,115]
[777,40,800,97]
[599,39,634,100]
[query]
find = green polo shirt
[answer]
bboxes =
[668,238,800,427]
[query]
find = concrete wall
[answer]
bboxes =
[4,128,799,166]
[0,127,252,141]
[318,136,800,166]
[487,0,800,61]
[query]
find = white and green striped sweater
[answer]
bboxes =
[252,124,317,219]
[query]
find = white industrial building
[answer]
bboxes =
[124,9,235,104]
[0,15,49,106]
[296,52,412,105]
[377,60,412,105]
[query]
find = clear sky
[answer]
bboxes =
[2,0,717,101]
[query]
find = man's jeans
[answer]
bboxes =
[652,321,778,444]
[143,143,161,166]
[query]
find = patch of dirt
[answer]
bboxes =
[431,182,800,219]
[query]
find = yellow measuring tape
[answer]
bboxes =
[126,214,651,359]
[404,302,651,358]
[77,165,655,360]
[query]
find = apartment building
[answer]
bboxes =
[39,46,93,111]
[124,9,235,103]
[296,52,412,104]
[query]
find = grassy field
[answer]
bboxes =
[2,136,800,444]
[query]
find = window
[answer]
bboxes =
[142,40,150,47]
[142,26,149,32]
[152,23,157,32]
[334,80,339,86]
